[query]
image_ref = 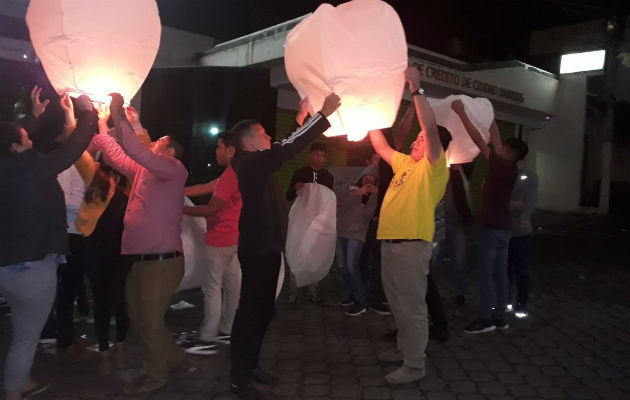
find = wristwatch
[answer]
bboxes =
[411,87,424,96]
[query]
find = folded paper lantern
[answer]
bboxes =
[427,95,494,164]
[286,183,337,287]
[26,0,161,103]
[285,0,408,141]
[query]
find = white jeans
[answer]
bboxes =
[199,245,241,341]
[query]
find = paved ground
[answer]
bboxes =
[1,213,628,399]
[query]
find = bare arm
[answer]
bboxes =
[392,103,415,151]
[406,67,441,164]
[451,99,490,160]
[185,179,218,197]
[489,121,504,155]
[368,129,395,166]
[183,195,226,217]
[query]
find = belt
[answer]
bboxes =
[383,239,424,243]
[131,251,182,262]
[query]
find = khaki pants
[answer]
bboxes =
[381,241,432,370]
[126,255,186,384]
[199,245,241,341]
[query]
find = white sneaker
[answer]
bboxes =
[385,365,426,384]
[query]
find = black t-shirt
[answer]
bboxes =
[481,152,518,229]
[286,166,334,201]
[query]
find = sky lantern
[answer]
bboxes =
[427,94,494,164]
[284,0,408,142]
[25,0,161,104]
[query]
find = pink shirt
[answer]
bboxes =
[206,165,241,247]
[93,125,187,254]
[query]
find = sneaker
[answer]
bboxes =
[339,297,354,307]
[506,303,514,313]
[380,330,397,343]
[230,382,267,400]
[492,317,510,329]
[368,303,391,315]
[377,348,403,362]
[463,319,495,334]
[344,303,366,316]
[385,365,426,384]
[455,295,466,305]
[251,367,278,385]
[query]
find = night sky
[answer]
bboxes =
[156,0,629,64]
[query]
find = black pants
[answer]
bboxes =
[508,234,531,307]
[56,234,87,348]
[84,248,132,351]
[230,252,281,385]
[365,219,386,306]
[426,274,447,329]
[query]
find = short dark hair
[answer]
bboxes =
[309,142,327,153]
[0,122,23,153]
[231,119,260,153]
[505,137,529,161]
[169,137,185,162]
[217,130,238,150]
[437,126,453,151]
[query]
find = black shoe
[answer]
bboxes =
[251,367,278,385]
[429,326,450,342]
[492,317,510,330]
[368,303,391,315]
[339,297,354,307]
[345,303,366,316]
[455,295,466,305]
[463,319,495,334]
[381,330,397,342]
[231,382,266,400]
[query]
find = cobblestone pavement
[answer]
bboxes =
[1,216,628,399]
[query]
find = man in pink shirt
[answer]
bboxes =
[92,94,188,396]
[184,131,242,343]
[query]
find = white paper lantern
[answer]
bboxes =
[285,0,408,141]
[427,95,494,164]
[26,0,161,103]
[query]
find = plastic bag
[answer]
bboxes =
[284,0,407,141]
[26,0,160,103]
[177,198,208,292]
[285,183,337,287]
[427,95,494,164]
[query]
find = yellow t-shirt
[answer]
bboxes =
[377,150,449,241]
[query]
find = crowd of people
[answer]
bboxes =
[0,66,537,400]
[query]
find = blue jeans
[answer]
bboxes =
[477,228,511,321]
[0,254,60,391]
[336,237,366,305]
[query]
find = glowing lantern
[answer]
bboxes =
[285,0,407,141]
[427,95,494,164]
[26,0,161,103]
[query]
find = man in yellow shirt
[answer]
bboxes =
[368,66,448,385]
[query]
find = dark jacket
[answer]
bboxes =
[0,110,98,266]
[233,112,330,259]
[286,165,334,201]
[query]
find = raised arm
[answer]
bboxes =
[185,179,217,197]
[489,121,504,155]
[406,67,441,164]
[392,103,415,151]
[109,93,183,179]
[368,129,395,166]
[451,99,490,160]
[19,86,50,137]
[91,131,139,179]
[37,97,97,177]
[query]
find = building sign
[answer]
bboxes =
[411,60,525,104]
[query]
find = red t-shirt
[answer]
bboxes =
[205,166,242,247]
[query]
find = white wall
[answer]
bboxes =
[154,26,216,67]
[527,73,587,211]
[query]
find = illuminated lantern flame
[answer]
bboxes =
[285,0,408,141]
[26,0,161,104]
[427,95,494,164]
